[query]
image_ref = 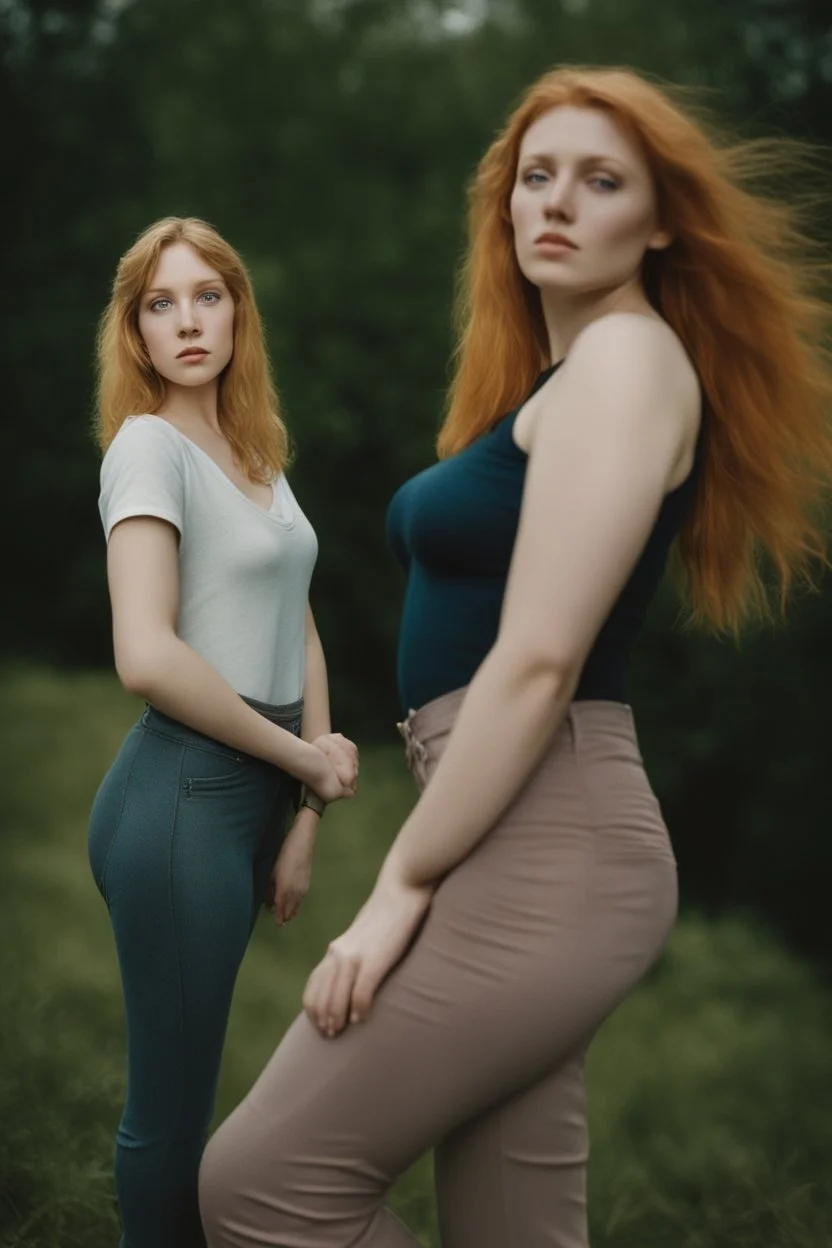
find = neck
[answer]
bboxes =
[155,380,222,433]
[539,277,655,363]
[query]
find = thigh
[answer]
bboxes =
[200,842,672,1229]
[436,1051,589,1248]
[105,728,281,1142]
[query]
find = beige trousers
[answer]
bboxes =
[199,690,678,1248]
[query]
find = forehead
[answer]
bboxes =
[147,241,222,288]
[518,105,645,169]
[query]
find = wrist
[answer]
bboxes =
[299,784,326,819]
[290,805,321,838]
[296,740,328,791]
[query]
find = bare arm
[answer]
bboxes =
[107,517,343,796]
[381,314,699,889]
[301,605,332,742]
[284,607,334,840]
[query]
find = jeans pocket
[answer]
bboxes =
[183,746,249,797]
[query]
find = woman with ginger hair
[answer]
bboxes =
[87,216,358,1248]
[200,67,832,1248]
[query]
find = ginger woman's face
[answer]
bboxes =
[510,105,671,298]
[137,242,235,388]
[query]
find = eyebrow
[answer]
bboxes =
[144,277,227,297]
[519,152,629,169]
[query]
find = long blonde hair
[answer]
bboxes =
[96,216,289,482]
[440,66,832,634]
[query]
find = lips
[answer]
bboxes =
[535,233,578,249]
[177,347,209,358]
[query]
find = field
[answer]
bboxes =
[1,668,830,1247]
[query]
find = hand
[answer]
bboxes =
[311,733,359,801]
[269,811,317,927]
[305,744,355,804]
[302,875,434,1038]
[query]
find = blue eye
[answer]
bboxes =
[590,176,619,191]
[149,298,171,312]
[522,169,548,185]
[199,290,221,304]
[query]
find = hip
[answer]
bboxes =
[398,687,675,869]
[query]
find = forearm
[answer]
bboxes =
[380,645,578,889]
[118,633,326,787]
[301,624,332,742]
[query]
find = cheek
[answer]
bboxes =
[591,200,655,251]
[509,192,537,256]
[217,306,236,352]
[137,315,164,360]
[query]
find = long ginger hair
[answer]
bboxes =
[440,66,832,633]
[96,217,289,483]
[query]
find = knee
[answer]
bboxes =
[199,1122,253,1247]
[198,1114,303,1247]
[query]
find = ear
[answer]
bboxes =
[646,227,673,251]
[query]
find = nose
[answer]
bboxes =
[176,300,202,338]
[542,175,576,223]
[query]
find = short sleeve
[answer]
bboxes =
[98,416,185,541]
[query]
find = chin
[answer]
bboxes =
[522,265,582,293]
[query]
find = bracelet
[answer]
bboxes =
[299,785,326,818]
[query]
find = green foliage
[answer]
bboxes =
[1,668,831,1247]
[3,2,832,956]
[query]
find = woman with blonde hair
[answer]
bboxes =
[200,67,832,1248]
[87,216,359,1248]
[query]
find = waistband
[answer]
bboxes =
[140,695,304,760]
[397,685,636,757]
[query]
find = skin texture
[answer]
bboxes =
[107,241,359,917]
[510,105,672,361]
[302,105,701,1036]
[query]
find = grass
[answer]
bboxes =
[0,665,830,1247]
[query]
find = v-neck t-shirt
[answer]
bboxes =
[98,414,318,705]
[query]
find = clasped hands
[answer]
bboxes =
[269,731,358,927]
[309,731,359,804]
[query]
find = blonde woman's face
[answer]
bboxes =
[137,242,234,387]
[510,105,670,297]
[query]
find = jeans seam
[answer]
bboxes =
[167,744,189,1168]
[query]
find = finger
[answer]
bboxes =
[313,952,348,1034]
[303,959,333,1025]
[323,955,361,1036]
[350,957,389,1024]
[273,881,287,926]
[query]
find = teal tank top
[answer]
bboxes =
[387,363,704,713]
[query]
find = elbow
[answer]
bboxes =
[115,653,153,699]
[114,638,170,700]
[494,640,582,698]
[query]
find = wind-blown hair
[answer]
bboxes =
[440,66,832,633]
[96,217,289,482]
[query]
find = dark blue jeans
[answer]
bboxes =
[88,698,302,1248]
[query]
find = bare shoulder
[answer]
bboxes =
[565,312,700,417]
[517,312,701,490]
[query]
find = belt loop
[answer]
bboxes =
[396,709,429,786]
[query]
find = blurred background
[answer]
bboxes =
[2,1,832,1245]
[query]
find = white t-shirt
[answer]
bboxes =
[99,414,318,706]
